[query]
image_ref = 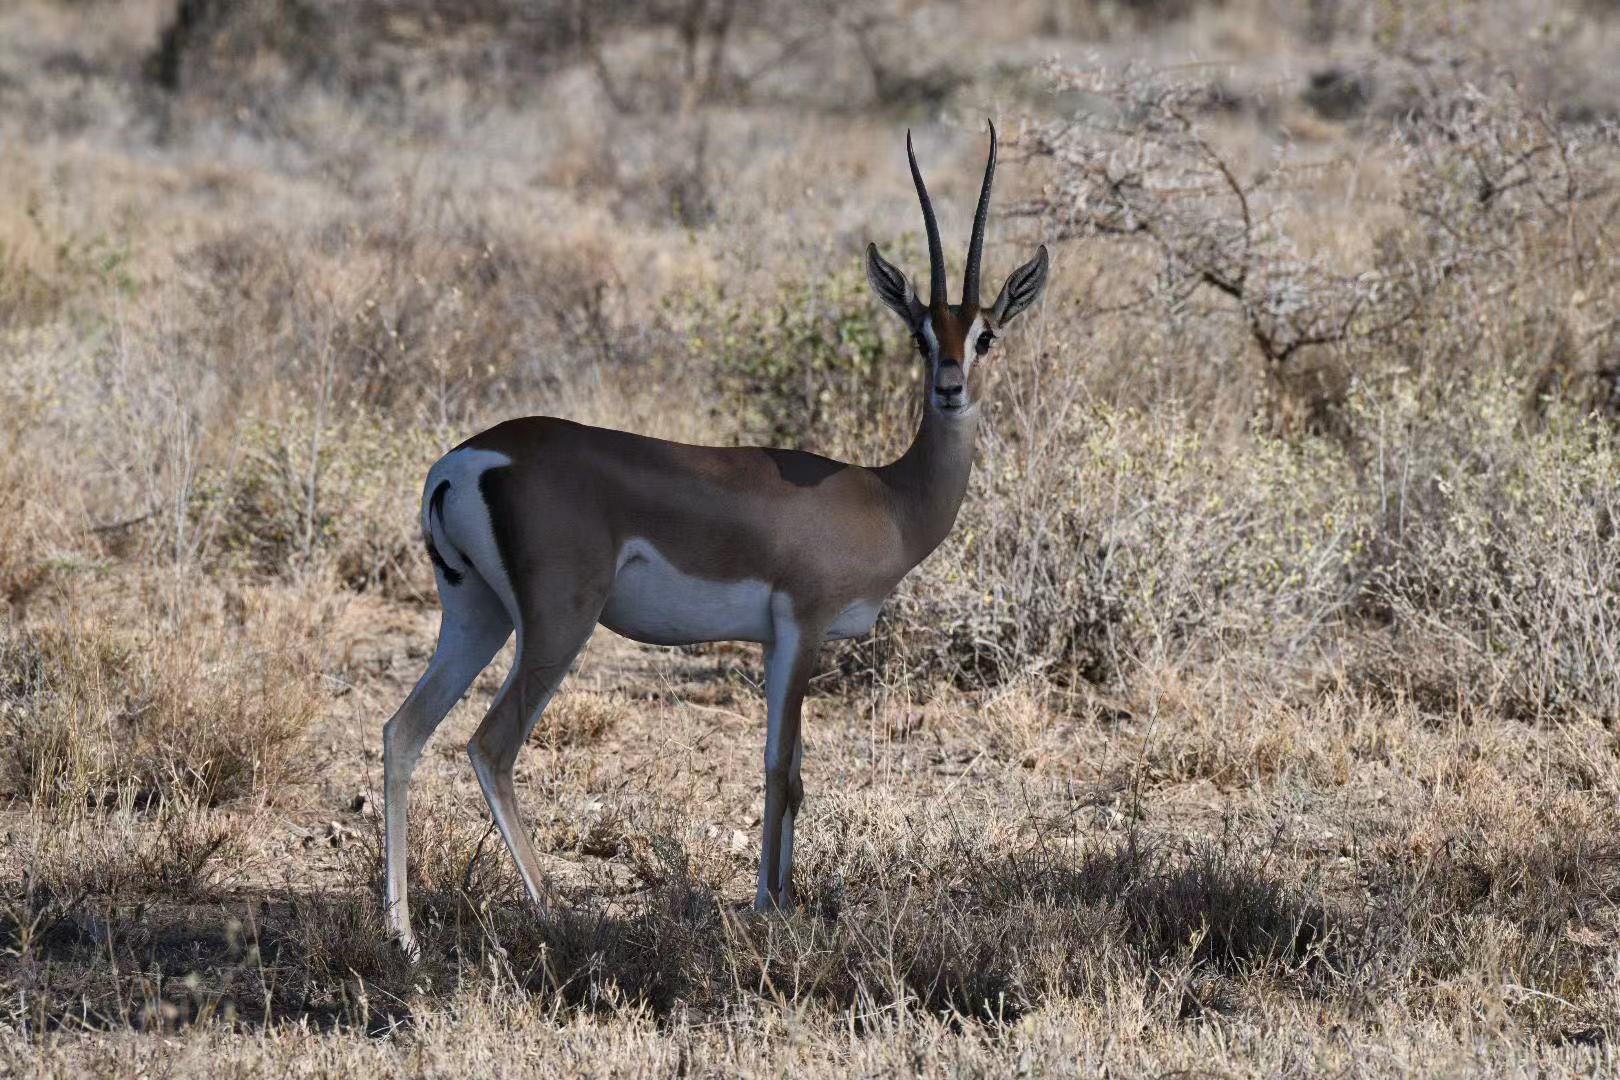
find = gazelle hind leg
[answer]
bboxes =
[383,572,511,956]
[467,592,606,912]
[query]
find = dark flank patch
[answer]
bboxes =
[425,480,463,586]
[764,448,848,488]
[477,465,520,588]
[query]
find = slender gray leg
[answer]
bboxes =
[778,737,805,906]
[466,587,605,913]
[383,576,510,957]
[756,598,821,910]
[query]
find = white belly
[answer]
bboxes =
[826,597,883,639]
[600,538,774,645]
[597,538,888,647]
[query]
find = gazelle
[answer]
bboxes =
[382,123,1048,955]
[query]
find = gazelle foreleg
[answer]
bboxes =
[756,597,823,910]
[383,576,512,957]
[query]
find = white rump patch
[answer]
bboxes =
[423,447,519,615]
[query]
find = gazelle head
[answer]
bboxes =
[866,122,1049,417]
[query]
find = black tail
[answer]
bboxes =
[424,479,464,586]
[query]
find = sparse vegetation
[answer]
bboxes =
[3,0,1620,1073]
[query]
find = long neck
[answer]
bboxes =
[876,395,980,568]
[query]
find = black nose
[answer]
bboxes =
[935,363,965,400]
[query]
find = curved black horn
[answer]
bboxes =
[907,130,947,310]
[963,120,996,306]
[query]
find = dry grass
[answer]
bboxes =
[3,0,1620,1074]
[1,589,322,808]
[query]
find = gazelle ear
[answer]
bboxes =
[988,245,1049,327]
[866,243,925,329]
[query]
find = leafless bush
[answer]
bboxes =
[1021,65,1615,430]
[183,206,629,419]
[1020,64,1440,432]
[146,0,596,115]
[581,0,969,114]
[197,411,440,596]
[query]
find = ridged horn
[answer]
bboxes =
[907,129,947,310]
[963,120,996,306]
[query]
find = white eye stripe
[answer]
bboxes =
[962,317,982,376]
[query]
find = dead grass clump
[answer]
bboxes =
[779,806,1336,1016]
[0,607,319,808]
[728,829,1330,1025]
[892,399,1362,690]
[531,691,632,750]
[265,811,510,1025]
[276,891,415,1022]
[12,796,248,909]
[1357,385,1620,722]
[346,799,525,937]
[968,834,1328,976]
[317,810,717,1017]
[1363,813,1620,1022]
[0,795,251,1026]
[524,872,724,1016]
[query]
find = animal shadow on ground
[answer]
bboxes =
[3,825,1346,1036]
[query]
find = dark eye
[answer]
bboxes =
[914,333,929,356]
[975,331,995,356]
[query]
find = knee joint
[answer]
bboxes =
[467,735,511,774]
[383,718,416,766]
